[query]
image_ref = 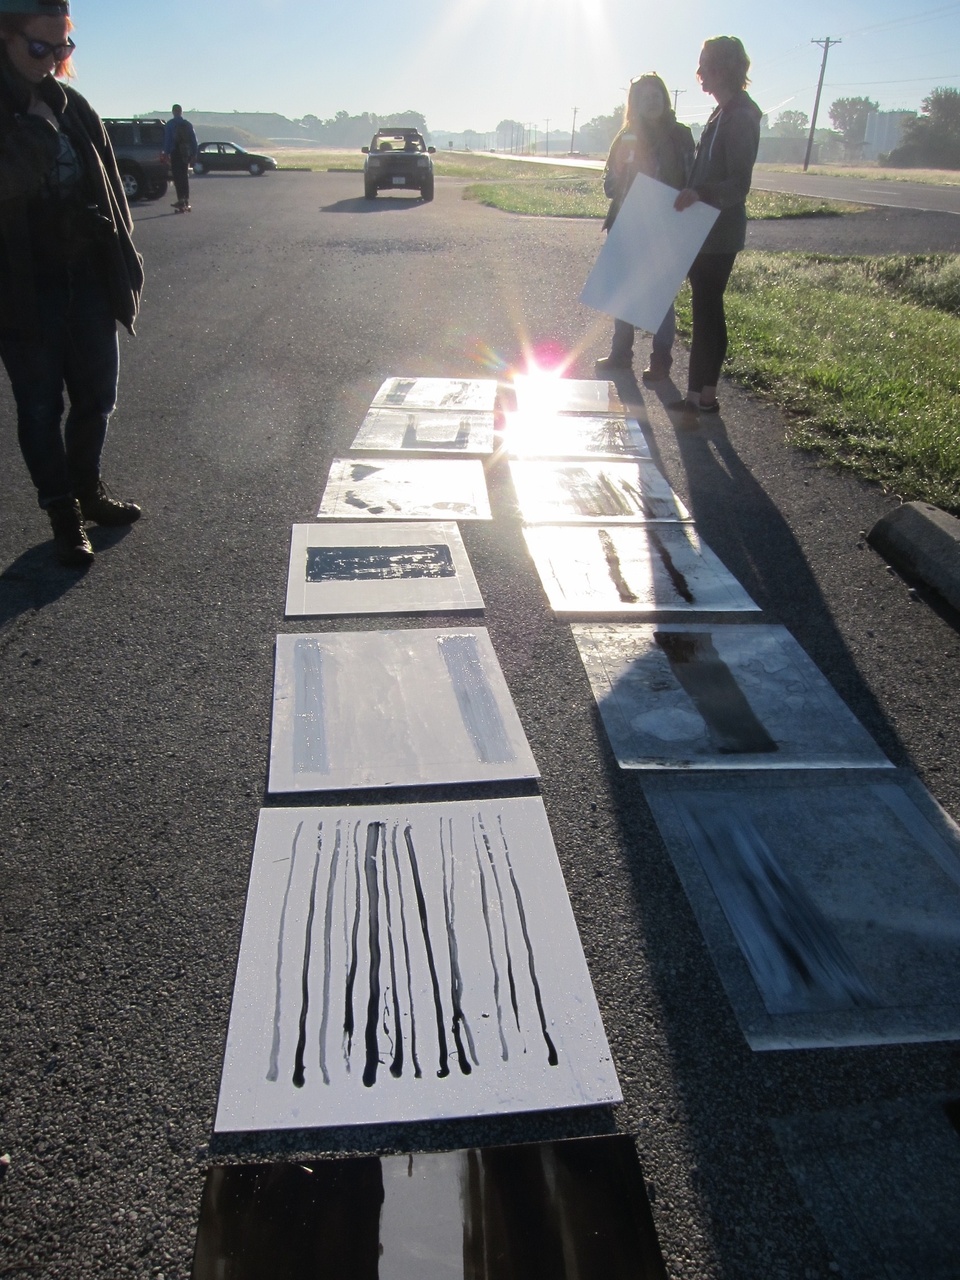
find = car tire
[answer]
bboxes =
[192,161,206,174]
[146,178,168,201]
[118,164,145,202]
[364,180,378,200]
[249,162,264,176]
[420,177,435,202]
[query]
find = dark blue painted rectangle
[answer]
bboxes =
[305,544,457,583]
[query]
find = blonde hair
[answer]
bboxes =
[624,74,673,129]
[700,36,750,93]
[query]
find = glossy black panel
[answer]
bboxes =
[192,1135,665,1280]
[305,544,456,583]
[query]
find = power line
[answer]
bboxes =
[837,1,960,40]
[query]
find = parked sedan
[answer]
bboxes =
[191,142,278,176]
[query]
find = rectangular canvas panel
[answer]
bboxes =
[285,523,484,616]
[573,623,890,770]
[771,1098,960,1278]
[318,458,491,521]
[580,172,719,333]
[645,776,960,1049]
[510,460,690,524]
[193,1137,664,1280]
[269,628,539,791]
[511,375,625,418]
[371,377,499,414]
[503,412,651,461]
[214,799,622,1131]
[524,525,759,614]
[351,407,495,456]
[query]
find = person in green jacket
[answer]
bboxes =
[0,0,143,567]
[595,73,694,382]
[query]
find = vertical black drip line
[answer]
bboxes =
[317,821,343,1086]
[292,842,323,1088]
[391,823,421,1079]
[496,814,558,1065]
[404,823,450,1078]
[267,818,304,1083]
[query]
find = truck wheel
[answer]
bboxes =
[119,165,144,202]
[420,177,434,202]
[364,180,378,200]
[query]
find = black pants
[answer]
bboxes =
[171,154,190,204]
[687,251,737,393]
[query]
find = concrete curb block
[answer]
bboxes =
[868,501,960,613]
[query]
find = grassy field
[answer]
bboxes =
[754,162,960,187]
[682,253,960,510]
[462,176,866,220]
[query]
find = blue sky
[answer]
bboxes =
[70,0,959,132]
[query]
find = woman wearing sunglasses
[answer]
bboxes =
[0,0,143,566]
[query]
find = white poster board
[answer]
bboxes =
[215,799,621,1130]
[580,172,719,333]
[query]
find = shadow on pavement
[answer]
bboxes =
[0,525,134,635]
[320,196,430,213]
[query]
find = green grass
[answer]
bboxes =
[754,162,960,187]
[676,252,960,509]
[462,176,866,219]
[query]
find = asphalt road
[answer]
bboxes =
[1,171,960,1279]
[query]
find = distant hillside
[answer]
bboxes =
[145,110,295,147]
[144,109,430,148]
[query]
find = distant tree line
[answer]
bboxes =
[295,110,429,147]
[885,88,960,168]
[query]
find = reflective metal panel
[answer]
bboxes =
[192,1137,665,1280]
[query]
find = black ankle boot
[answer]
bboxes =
[48,498,95,567]
[77,481,141,526]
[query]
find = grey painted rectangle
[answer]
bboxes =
[511,461,690,524]
[645,774,960,1048]
[269,628,538,792]
[371,377,498,413]
[318,458,491,521]
[524,524,759,613]
[573,623,890,769]
[214,798,621,1131]
[285,523,483,616]
[504,412,651,460]
[351,406,495,455]
[512,375,625,418]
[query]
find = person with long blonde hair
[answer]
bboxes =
[0,0,143,566]
[595,73,694,381]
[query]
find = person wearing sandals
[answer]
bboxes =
[0,0,143,567]
[670,36,761,419]
[595,74,694,382]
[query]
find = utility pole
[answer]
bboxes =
[570,106,578,155]
[545,118,550,156]
[672,89,686,113]
[803,36,840,171]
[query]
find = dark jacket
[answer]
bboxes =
[688,89,762,254]
[0,51,143,339]
[602,117,695,231]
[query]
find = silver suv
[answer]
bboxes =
[362,128,435,201]
[103,118,169,203]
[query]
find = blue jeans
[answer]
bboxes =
[611,304,676,363]
[0,261,119,508]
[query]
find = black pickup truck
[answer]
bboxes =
[103,118,169,203]
[361,128,436,201]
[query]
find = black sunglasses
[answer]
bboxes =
[21,33,75,60]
